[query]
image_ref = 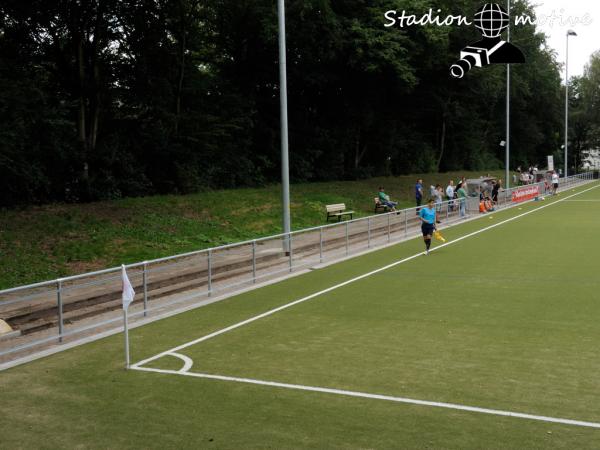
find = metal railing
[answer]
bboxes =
[0,172,594,361]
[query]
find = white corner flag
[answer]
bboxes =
[121,264,135,369]
[121,265,135,311]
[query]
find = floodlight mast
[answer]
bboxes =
[565,30,577,179]
[278,0,291,248]
[505,0,510,189]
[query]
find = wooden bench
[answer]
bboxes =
[374,197,391,214]
[325,204,354,222]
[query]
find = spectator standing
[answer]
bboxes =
[492,179,502,204]
[415,179,423,213]
[552,171,560,195]
[446,181,455,211]
[434,185,443,222]
[519,172,528,185]
[457,183,468,218]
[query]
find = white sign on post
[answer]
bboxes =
[548,155,554,171]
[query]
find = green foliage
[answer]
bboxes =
[0,0,581,206]
[568,52,600,170]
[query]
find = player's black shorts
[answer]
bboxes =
[553,183,559,189]
[421,223,435,237]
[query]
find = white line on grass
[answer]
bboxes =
[132,183,600,369]
[132,366,600,429]
[168,352,194,373]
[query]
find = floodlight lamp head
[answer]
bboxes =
[567,30,578,36]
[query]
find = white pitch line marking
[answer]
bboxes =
[167,352,194,373]
[132,183,600,370]
[132,365,600,430]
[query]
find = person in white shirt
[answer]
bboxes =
[552,171,560,195]
[434,185,444,221]
[446,181,455,211]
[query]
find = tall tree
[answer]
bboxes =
[0,0,587,206]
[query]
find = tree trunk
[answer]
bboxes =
[175,31,186,136]
[175,0,190,137]
[89,0,105,155]
[76,36,89,182]
[354,128,369,170]
[437,116,446,172]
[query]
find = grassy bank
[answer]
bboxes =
[0,171,504,289]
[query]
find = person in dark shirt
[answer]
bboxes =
[415,179,423,213]
[492,180,502,204]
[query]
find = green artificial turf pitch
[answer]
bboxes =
[2,183,600,449]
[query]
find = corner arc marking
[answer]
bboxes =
[167,352,194,373]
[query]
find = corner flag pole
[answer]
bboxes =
[124,309,130,369]
[277,0,291,249]
[505,0,511,190]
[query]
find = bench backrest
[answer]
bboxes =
[326,203,346,213]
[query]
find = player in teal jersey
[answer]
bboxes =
[419,198,437,255]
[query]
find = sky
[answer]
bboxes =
[532,0,600,79]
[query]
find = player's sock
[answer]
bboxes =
[425,239,431,251]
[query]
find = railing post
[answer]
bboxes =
[387,213,391,243]
[319,227,323,263]
[207,249,212,297]
[252,240,257,283]
[142,262,148,317]
[367,217,371,249]
[289,233,293,272]
[57,280,64,343]
[345,222,349,256]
